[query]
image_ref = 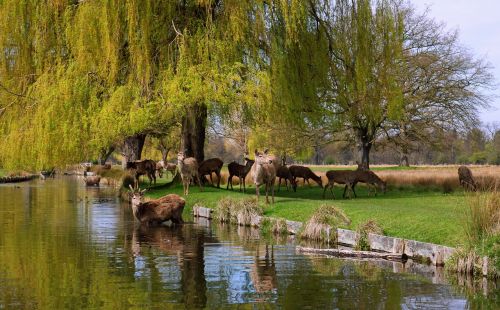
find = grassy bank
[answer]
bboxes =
[145,178,467,247]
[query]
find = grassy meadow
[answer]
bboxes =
[144,165,500,248]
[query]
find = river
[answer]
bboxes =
[0,177,498,309]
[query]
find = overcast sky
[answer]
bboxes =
[412,0,500,124]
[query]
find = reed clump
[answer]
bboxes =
[355,220,384,251]
[300,205,351,243]
[213,197,263,226]
[447,190,500,278]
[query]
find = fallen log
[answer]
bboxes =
[296,246,406,262]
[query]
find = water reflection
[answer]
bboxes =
[0,177,498,308]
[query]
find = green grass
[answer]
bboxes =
[144,177,467,247]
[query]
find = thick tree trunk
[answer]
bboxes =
[181,103,207,163]
[121,134,146,168]
[98,146,115,165]
[161,147,170,163]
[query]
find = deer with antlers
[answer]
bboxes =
[129,185,186,225]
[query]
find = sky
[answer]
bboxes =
[412,0,500,124]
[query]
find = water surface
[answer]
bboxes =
[0,177,498,309]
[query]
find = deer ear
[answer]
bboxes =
[264,148,269,154]
[254,149,258,155]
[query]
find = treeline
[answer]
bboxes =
[0,0,494,170]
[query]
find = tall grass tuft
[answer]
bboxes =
[447,189,500,278]
[300,204,351,243]
[355,220,384,251]
[213,197,263,226]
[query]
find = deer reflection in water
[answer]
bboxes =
[130,224,212,308]
[250,244,278,295]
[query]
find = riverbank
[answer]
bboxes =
[145,182,468,247]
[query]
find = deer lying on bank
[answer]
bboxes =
[129,185,186,225]
[84,175,101,187]
[252,149,277,204]
[458,166,476,191]
[126,159,156,187]
[289,165,323,188]
[276,165,297,192]
[227,157,255,192]
[177,152,203,196]
[198,158,224,188]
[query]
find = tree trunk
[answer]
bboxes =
[161,147,170,163]
[181,103,207,163]
[98,146,115,165]
[121,134,146,168]
[400,153,409,167]
[358,131,372,169]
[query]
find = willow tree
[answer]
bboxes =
[0,1,274,169]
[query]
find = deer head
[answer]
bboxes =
[129,184,147,205]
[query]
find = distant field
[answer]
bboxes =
[146,176,469,247]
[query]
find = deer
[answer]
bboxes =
[351,170,387,197]
[84,175,101,187]
[289,165,323,188]
[276,165,297,192]
[251,149,277,204]
[129,185,186,225]
[198,157,224,188]
[126,159,156,188]
[156,160,165,178]
[323,170,356,199]
[227,157,255,192]
[177,151,203,196]
[458,166,477,191]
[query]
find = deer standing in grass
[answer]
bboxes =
[289,165,323,188]
[129,185,186,225]
[251,149,277,204]
[276,166,297,192]
[227,157,255,192]
[323,170,356,199]
[177,152,203,196]
[458,166,477,191]
[351,170,386,197]
[198,158,224,188]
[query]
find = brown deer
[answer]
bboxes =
[276,165,297,192]
[177,152,203,196]
[351,170,387,197]
[156,160,165,178]
[227,158,255,192]
[129,185,186,225]
[198,158,224,188]
[289,165,323,188]
[323,170,356,199]
[251,149,277,204]
[458,166,477,191]
[84,175,101,187]
[126,159,156,187]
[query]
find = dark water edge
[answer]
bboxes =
[0,176,498,309]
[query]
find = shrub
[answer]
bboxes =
[213,197,263,226]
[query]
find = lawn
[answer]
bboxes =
[145,177,468,248]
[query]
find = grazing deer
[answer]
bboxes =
[84,175,101,187]
[251,149,277,204]
[156,160,165,178]
[289,165,323,188]
[276,165,297,192]
[458,166,477,191]
[126,159,157,187]
[323,170,356,199]
[351,170,387,196]
[227,157,255,192]
[177,152,203,196]
[129,185,186,225]
[198,158,224,188]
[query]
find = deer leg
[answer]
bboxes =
[196,173,203,192]
[255,184,260,201]
[265,182,269,204]
[226,175,231,190]
[277,178,281,192]
[271,182,275,204]
[209,172,214,187]
[216,171,221,188]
